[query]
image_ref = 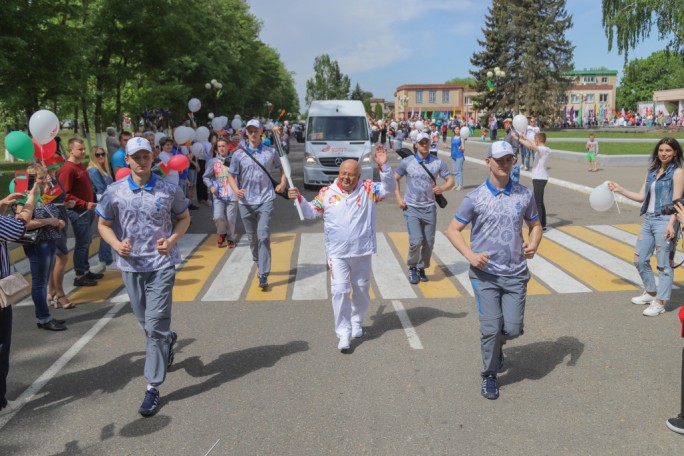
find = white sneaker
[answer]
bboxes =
[90,262,106,274]
[643,302,665,316]
[352,324,363,338]
[631,291,655,305]
[337,336,351,352]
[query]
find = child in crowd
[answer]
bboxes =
[586,133,599,172]
[481,127,488,141]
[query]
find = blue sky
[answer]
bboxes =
[247,0,667,109]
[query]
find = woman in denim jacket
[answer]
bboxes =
[608,138,684,316]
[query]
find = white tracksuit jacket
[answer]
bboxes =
[298,165,395,259]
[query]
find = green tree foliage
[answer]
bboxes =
[374,103,383,120]
[0,0,299,133]
[616,51,684,110]
[305,55,351,105]
[603,0,684,61]
[444,77,477,89]
[470,0,574,116]
[350,83,373,102]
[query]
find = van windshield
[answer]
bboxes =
[307,116,369,141]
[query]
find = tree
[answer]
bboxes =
[602,0,684,61]
[304,54,351,105]
[444,77,477,89]
[374,103,383,120]
[470,0,574,116]
[616,51,684,110]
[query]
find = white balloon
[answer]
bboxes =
[409,130,418,140]
[205,83,212,90]
[196,126,210,142]
[154,132,165,147]
[378,119,384,127]
[188,98,201,113]
[211,117,223,131]
[174,126,190,144]
[284,120,289,126]
[371,125,378,131]
[390,121,398,130]
[460,127,470,139]
[219,116,229,128]
[265,122,274,131]
[512,114,528,132]
[208,112,215,119]
[231,119,242,130]
[191,142,204,158]
[589,182,614,212]
[415,121,424,131]
[29,110,60,145]
[186,126,196,143]
[234,114,241,120]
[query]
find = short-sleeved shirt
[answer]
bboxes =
[111,148,126,170]
[95,173,189,272]
[228,144,281,206]
[451,137,463,159]
[454,178,538,276]
[395,154,450,208]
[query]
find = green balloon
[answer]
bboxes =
[8,178,14,193]
[4,131,34,161]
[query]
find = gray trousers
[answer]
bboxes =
[469,267,530,376]
[213,199,238,241]
[404,204,437,269]
[238,199,274,276]
[122,266,176,386]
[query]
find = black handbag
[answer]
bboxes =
[15,227,43,245]
[418,161,448,208]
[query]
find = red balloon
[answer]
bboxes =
[167,154,189,172]
[115,167,132,181]
[33,138,57,161]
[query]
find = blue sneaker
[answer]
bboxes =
[259,274,269,290]
[497,350,505,372]
[481,375,499,400]
[167,331,177,369]
[138,387,160,417]
[408,267,419,284]
[418,268,429,282]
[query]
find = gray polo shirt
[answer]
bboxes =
[454,178,538,276]
[95,173,189,272]
[396,154,450,208]
[228,144,281,206]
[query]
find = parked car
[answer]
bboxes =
[61,119,73,129]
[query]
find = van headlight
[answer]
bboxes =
[305,153,316,165]
[362,155,371,164]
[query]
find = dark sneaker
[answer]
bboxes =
[85,271,104,280]
[138,387,160,417]
[497,350,505,372]
[666,414,684,434]
[481,374,499,400]
[167,331,177,369]
[418,268,429,282]
[37,320,67,331]
[188,204,200,211]
[259,274,269,290]
[408,267,419,284]
[74,275,97,287]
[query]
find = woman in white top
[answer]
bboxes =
[518,131,550,230]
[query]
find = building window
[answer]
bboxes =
[464,96,471,105]
[599,94,608,102]
[586,94,595,103]
[571,94,580,103]
[442,91,450,103]
[429,90,437,104]
[416,91,423,104]
[601,77,608,83]
[583,76,596,84]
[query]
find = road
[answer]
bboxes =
[1,139,683,455]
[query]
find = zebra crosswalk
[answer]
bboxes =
[13,223,676,307]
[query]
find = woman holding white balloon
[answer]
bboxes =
[607,137,684,317]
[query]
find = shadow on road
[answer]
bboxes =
[498,336,584,386]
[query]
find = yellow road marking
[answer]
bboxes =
[247,233,296,301]
[173,235,225,302]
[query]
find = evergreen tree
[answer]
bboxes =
[470,0,574,117]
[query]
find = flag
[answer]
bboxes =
[569,107,575,122]
[410,108,414,118]
[418,109,421,118]
[486,81,494,91]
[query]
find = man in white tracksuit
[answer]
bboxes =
[288,147,394,352]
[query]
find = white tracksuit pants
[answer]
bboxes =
[329,255,372,340]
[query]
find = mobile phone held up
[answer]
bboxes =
[14,171,29,194]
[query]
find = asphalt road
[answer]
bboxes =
[1,139,684,455]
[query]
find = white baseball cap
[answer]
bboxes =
[246,119,261,129]
[416,132,430,143]
[126,137,153,155]
[487,141,515,159]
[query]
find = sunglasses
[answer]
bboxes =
[95,153,106,157]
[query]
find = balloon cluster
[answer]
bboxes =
[5,110,60,161]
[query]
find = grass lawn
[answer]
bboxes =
[549,141,657,155]
[543,129,684,140]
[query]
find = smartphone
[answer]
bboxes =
[14,171,28,193]
[27,173,35,190]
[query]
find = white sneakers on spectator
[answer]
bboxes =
[352,324,363,338]
[337,336,350,352]
[643,302,666,317]
[631,291,655,305]
[90,262,106,274]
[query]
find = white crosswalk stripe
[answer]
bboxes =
[291,233,328,301]
[202,238,255,302]
[432,231,474,297]
[371,234,417,299]
[527,255,592,293]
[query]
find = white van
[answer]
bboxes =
[303,100,372,188]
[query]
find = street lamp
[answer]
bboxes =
[205,79,223,113]
[486,67,506,114]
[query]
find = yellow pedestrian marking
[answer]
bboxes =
[173,234,225,302]
[387,232,461,298]
[534,235,636,291]
[247,233,296,301]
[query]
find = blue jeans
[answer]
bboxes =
[67,210,93,275]
[522,146,532,169]
[635,214,676,301]
[23,241,56,323]
[451,157,464,187]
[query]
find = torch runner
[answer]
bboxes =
[273,126,304,220]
